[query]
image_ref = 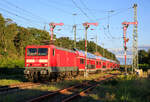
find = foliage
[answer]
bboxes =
[0,57,24,68]
[138,49,150,67]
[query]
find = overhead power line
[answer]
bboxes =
[95,7,132,21]
[1,0,48,23]
[38,0,73,15]
[0,7,31,22]
[103,26,111,39]
[45,0,73,8]
[79,0,97,21]
[0,7,43,27]
[71,0,94,22]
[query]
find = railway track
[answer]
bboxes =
[27,74,117,102]
[0,82,41,94]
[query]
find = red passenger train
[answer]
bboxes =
[24,45,120,81]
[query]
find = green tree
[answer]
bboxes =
[138,50,148,64]
[147,49,150,65]
[0,14,6,55]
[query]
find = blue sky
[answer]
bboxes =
[0,0,149,49]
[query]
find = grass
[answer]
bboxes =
[0,79,22,86]
[76,74,150,102]
[0,74,27,86]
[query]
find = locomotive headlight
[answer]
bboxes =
[44,64,48,66]
[26,64,29,66]
[39,59,48,63]
[26,59,35,63]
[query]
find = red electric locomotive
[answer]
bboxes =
[24,44,120,81]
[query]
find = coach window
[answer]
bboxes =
[96,61,98,65]
[103,65,106,68]
[99,62,101,66]
[80,59,84,64]
[53,48,55,56]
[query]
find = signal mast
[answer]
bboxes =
[83,22,98,77]
[122,21,138,73]
[49,22,64,44]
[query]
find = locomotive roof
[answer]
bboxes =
[26,45,75,53]
[26,45,51,48]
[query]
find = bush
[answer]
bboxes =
[139,64,150,71]
[0,57,24,68]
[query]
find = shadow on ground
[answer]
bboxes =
[0,68,26,82]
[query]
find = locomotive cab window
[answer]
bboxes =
[38,48,48,56]
[27,48,37,56]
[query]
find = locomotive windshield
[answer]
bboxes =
[27,48,48,56]
[27,48,37,56]
[38,48,48,56]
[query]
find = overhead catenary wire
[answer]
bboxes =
[71,0,94,22]
[37,0,74,15]
[1,0,49,23]
[79,0,97,21]
[103,26,111,39]
[95,7,132,21]
[0,7,44,27]
[0,2,37,24]
[71,7,132,26]
[45,0,74,8]
[0,5,46,25]
[99,7,132,40]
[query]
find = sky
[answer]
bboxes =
[0,0,150,50]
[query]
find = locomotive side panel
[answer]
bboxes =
[50,47,78,72]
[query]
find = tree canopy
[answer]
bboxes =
[138,49,150,65]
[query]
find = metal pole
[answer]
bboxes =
[123,25,128,74]
[84,25,89,77]
[132,4,138,72]
[73,25,76,48]
[102,43,104,57]
[96,34,97,52]
[83,22,98,77]
[50,25,55,44]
